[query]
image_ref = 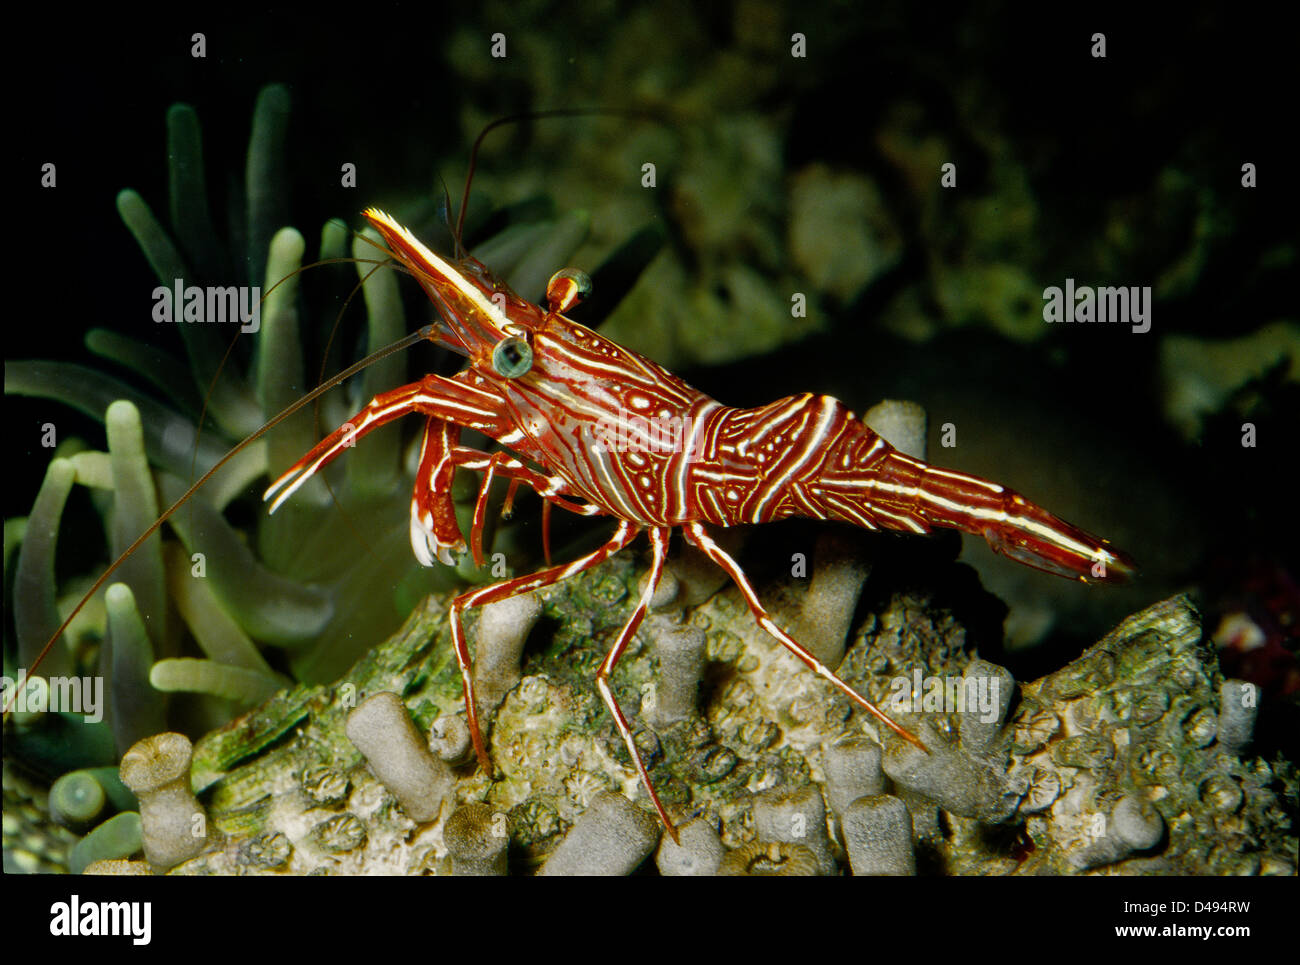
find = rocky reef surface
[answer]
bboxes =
[58,540,1293,877]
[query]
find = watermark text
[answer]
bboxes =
[2,670,103,723]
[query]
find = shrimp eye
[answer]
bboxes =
[546,267,593,313]
[492,336,533,378]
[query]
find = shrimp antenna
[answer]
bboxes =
[455,107,665,249]
[3,323,433,718]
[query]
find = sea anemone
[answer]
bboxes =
[3,83,657,871]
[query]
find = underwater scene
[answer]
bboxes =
[5,3,1296,884]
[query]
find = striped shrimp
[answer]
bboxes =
[259,208,1137,837]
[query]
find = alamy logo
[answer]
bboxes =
[49,895,151,945]
[152,279,261,333]
[1042,278,1150,334]
[585,409,706,460]
[888,669,1002,724]
[1,670,103,723]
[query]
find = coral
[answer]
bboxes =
[429,714,473,764]
[1001,595,1294,875]
[822,736,886,817]
[655,816,724,876]
[1065,794,1165,871]
[118,733,207,871]
[444,802,509,876]
[471,592,543,715]
[718,839,820,876]
[4,81,659,873]
[841,795,916,875]
[344,692,454,824]
[955,658,1014,754]
[71,545,1291,877]
[644,621,708,729]
[538,791,661,876]
[785,530,874,668]
[881,704,1019,824]
[239,830,294,871]
[752,783,834,875]
[7,466,1298,879]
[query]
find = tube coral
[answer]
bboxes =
[118,733,208,871]
[822,735,886,818]
[538,792,661,876]
[472,592,543,714]
[654,815,724,876]
[1217,679,1257,754]
[753,784,834,875]
[644,622,707,729]
[840,795,916,876]
[344,692,454,824]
